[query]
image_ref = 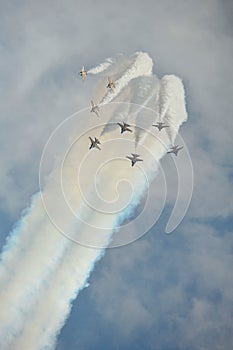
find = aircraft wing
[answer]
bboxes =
[95,145,101,150]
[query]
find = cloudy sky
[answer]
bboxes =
[1,0,233,349]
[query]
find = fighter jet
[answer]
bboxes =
[80,65,87,81]
[106,77,115,92]
[152,122,169,131]
[126,153,143,167]
[167,145,183,156]
[90,100,100,117]
[89,137,101,150]
[117,122,132,134]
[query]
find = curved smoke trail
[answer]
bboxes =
[0,52,188,350]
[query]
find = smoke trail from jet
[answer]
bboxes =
[100,52,153,105]
[87,57,113,74]
[0,52,189,350]
[160,75,187,145]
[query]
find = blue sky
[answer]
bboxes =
[0,0,233,349]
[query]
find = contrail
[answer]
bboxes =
[0,52,187,350]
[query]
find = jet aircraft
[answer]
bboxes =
[90,100,100,117]
[117,122,132,134]
[167,145,183,156]
[106,77,115,92]
[80,65,87,81]
[89,137,101,150]
[152,122,169,131]
[126,153,143,167]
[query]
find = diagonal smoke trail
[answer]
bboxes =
[0,52,188,350]
[87,57,113,75]
[0,52,153,349]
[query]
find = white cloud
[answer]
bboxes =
[86,221,233,349]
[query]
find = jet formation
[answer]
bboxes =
[80,65,183,166]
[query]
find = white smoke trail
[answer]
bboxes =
[100,52,153,105]
[0,52,187,350]
[0,53,152,349]
[87,57,113,74]
[160,75,188,144]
